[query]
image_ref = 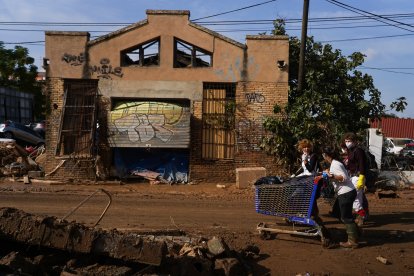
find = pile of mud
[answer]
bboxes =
[0,207,259,275]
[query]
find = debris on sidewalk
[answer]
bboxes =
[0,139,45,180]
[131,168,170,185]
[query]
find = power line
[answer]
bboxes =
[2,18,414,34]
[325,0,414,33]
[363,67,414,70]
[192,0,277,21]
[4,29,414,45]
[0,28,109,33]
[360,66,414,75]
[327,0,414,29]
[320,33,414,43]
[1,12,413,26]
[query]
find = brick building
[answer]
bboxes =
[43,10,289,182]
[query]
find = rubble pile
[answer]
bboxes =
[0,140,44,178]
[0,207,257,275]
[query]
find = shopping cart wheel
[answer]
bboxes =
[259,230,273,240]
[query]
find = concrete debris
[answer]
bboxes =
[376,256,390,265]
[0,207,166,266]
[214,258,247,276]
[207,236,230,257]
[0,140,44,178]
[0,207,254,275]
[0,251,36,275]
[179,243,201,257]
[62,264,134,276]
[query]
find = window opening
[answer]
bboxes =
[202,83,236,160]
[174,38,212,68]
[121,37,160,67]
[56,80,98,157]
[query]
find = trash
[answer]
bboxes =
[254,176,284,186]
[0,139,44,177]
[216,184,226,189]
[376,256,390,265]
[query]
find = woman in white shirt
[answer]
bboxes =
[295,139,320,177]
[322,147,359,249]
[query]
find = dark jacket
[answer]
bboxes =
[305,153,320,173]
[346,146,366,176]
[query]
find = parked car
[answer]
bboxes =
[0,120,45,147]
[401,143,414,157]
[33,120,45,138]
[384,138,414,155]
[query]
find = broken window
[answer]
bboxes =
[56,80,98,157]
[174,38,212,68]
[121,37,160,67]
[202,83,236,160]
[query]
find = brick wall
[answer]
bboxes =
[45,79,288,182]
[44,78,97,180]
[188,101,236,182]
[188,81,288,183]
[234,81,288,176]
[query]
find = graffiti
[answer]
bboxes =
[62,53,86,66]
[108,102,190,147]
[89,58,123,79]
[114,114,173,143]
[245,92,265,103]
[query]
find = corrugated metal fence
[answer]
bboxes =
[371,118,414,139]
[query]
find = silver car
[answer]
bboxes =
[0,120,45,146]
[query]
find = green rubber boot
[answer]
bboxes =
[340,223,359,249]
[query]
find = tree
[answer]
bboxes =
[0,42,44,120]
[261,21,407,172]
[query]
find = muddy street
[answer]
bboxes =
[1,181,414,275]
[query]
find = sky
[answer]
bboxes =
[1,0,413,118]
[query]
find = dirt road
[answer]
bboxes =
[1,180,413,275]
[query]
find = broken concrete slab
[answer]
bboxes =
[0,207,166,266]
[235,167,266,189]
[207,236,229,257]
[0,251,36,275]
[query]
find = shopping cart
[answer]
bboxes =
[255,175,327,244]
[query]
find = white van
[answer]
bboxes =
[384,138,414,155]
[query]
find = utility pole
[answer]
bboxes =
[297,0,310,94]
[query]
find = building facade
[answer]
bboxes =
[43,10,289,182]
[0,87,34,124]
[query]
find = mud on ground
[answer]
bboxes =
[0,179,413,275]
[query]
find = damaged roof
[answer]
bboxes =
[88,9,246,49]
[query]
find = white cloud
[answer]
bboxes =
[362,48,378,61]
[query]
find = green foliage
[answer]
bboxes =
[261,22,407,171]
[0,42,44,120]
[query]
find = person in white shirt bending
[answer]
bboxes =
[322,147,360,249]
